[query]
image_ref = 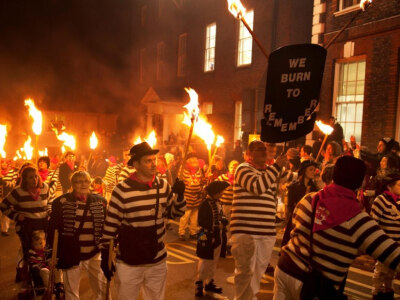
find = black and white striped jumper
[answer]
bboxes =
[0,183,49,221]
[230,162,281,236]
[117,165,135,182]
[216,173,234,206]
[45,169,59,215]
[48,193,107,263]
[371,193,400,242]
[182,167,204,208]
[100,177,185,265]
[103,165,118,194]
[279,193,400,284]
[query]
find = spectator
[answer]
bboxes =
[300,145,313,162]
[327,116,344,149]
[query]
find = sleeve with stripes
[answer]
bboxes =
[235,164,280,195]
[100,187,125,248]
[0,189,18,220]
[370,195,384,223]
[354,215,400,272]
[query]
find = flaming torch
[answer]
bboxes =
[38,148,48,157]
[325,0,373,49]
[133,136,143,145]
[315,120,334,161]
[86,131,99,168]
[144,130,157,148]
[206,135,225,177]
[227,0,269,59]
[55,131,76,152]
[25,99,43,162]
[178,87,200,179]
[23,136,34,161]
[0,124,7,158]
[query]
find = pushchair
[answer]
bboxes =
[16,219,64,300]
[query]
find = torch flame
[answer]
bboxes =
[23,136,34,160]
[316,120,334,135]
[215,135,225,148]
[144,130,157,148]
[133,136,143,145]
[227,0,246,19]
[0,124,7,158]
[39,148,48,157]
[56,132,76,151]
[24,99,43,135]
[90,131,98,150]
[184,87,200,121]
[183,114,215,151]
[61,145,66,154]
[16,150,22,159]
[360,0,372,11]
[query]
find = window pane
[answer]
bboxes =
[357,61,366,80]
[355,103,363,122]
[204,23,216,72]
[348,63,357,81]
[237,10,253,66]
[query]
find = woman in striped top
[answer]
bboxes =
[370,172,400,299]
[48,170,107,300]
[0,158,17,235]
[274,156,400,300]
[0,166,49,256]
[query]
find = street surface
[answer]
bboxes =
[1,220,400,299]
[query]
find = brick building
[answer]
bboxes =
[312,0,400,149]
[130,0,314,148]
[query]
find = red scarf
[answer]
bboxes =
[157,166,167,175]
[66,161,74,171]
[313,183,361,232]
[75,193,87,203]
[129,172,155,188]
[185,163,199,175]
[226,172,234,185]
[384,191,400,204]
[38,169,49,182]
[29,188,41,201]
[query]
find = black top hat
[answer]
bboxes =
[298,160,318,177]
[127,142,159,166]
[37,156,50,168]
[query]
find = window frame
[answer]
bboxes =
[204,22,217,73]
[236,9,254,67]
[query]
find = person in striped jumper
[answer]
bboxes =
[274,156,400,300]
[37,156,59,213]
[370,172,400,300]
[0,158,17,235]
[179,152,205,240]
[47,170,107,300]
[99,142,186,300]
[103,156,118,201]
[116,149,136,182]
[231,140,287,300]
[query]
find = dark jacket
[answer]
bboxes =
[58,162,77,193]
[196,197,221,259]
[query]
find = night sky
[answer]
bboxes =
[0,0,135,120]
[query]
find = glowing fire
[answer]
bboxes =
[183,87,200,121]
[39,148,48,157]
[360,0,372,11]
[316,120,334,135]
[23,136,34,160]
[215,135,225,148]
[0,124,7,158]
[144,130,157,148]
[227,0,246,19]
[61,145,66,154]
[24,99,43,135]
[133,136,143,145]
[56,132,76,151]
[90,131,98,150]
[183,114,215,151]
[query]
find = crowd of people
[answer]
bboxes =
[0,129,400,300]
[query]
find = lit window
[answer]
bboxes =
[234,101,243,142]
[177,33,187,77]
[338,0,360,11]
[204,23,216,72]
[237,10,253,66]
[157,42,165,80]
[333,59,366,142]
[140,48,146,83]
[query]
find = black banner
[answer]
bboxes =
[261,44,326,143]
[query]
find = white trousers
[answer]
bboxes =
[62,253,106,300]
[178,208,198,236]
[273,266,302,300]
[115,260,167,300]
[197,244,221,284]
[231,234,276,300]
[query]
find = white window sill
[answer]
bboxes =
[334,5,361,17]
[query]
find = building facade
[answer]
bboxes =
[314,0,400,149]
[130,0,314,147]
